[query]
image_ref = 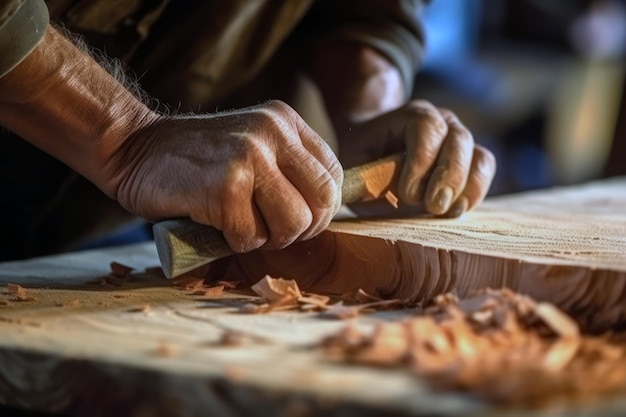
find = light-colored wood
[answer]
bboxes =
[203,177,626,332]
[0,178,625,416]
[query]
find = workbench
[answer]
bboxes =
[1,177,626,417]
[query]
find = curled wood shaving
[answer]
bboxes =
[251,275,302,303]
[321,288,626,407]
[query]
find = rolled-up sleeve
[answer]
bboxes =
[304,0,428,98]
[0,0,49,78]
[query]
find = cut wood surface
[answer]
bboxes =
[323,176,626,331]
[0,177,624,416]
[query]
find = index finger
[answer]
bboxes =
[397,101,449,205]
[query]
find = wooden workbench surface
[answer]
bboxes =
[1,177,626,417]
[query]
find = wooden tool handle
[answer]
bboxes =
[341,153,404,205]
[153,153,405,278]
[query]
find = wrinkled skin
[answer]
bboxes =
[111,101,344,253]
[340,100,496,218]
[0,25,496,290]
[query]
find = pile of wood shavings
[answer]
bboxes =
[322,288,626,407]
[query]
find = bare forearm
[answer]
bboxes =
[0,25,158,197]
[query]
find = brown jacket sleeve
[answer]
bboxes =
[0,0,49,78]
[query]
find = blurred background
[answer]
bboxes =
[416,0,626,194]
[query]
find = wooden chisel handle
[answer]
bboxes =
[153,153,405,278]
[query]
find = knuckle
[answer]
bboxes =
[474,146,497,176]
[226,229,266,253]
[451,127,474,147]
[437,107,455,119]
[263,100,298,121]
[268,210,312,249]
[265,99,290,112]
[404,101,447,134]
[253,102,302,145]
[232,136,267,165]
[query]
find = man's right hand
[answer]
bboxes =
[108,101,343,253]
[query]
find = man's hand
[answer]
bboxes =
[339,100,496,218]
[0,26,342,253]
[111,101,343,252]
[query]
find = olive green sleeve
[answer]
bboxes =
[0,0,49,78]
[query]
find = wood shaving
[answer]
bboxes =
[192,285,225,297]
[298,293,331,310]
[7,283,35,302]
[384,190,399,209]
[251,275,302,303]
[321,288,626,407]
[110,262,134,278]
[172,276,206,291]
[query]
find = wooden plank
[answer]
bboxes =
[211,177,626,332]
[0,178,624,416]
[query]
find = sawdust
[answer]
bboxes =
[321,288,626,407]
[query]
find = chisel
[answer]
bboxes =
[153,153,405,278]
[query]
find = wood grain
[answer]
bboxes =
[209,177,626,332]
[0,178,624,416]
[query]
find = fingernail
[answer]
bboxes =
[445,196,468,218]
[434,186,453,213]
